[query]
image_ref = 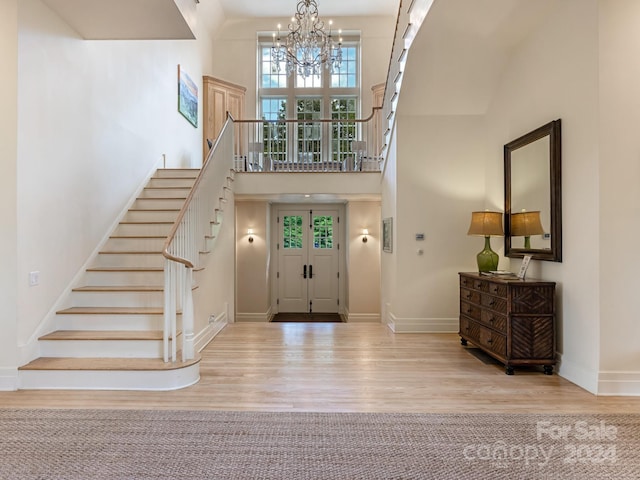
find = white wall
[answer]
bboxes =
[484,0,600,391]
[235,201,271,321]
[390,114,487,332]
[388,0,606,392]
[0,0,20,388]
[346,201,381,322]
[597,0,640,394]
[194,190,235,334]
[380,124,397,328]
[14,0,216,360]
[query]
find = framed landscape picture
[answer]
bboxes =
[178,65,198,127]
[383,217,393,253]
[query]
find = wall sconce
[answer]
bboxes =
[247,228,254,243]
[362,228,369,243]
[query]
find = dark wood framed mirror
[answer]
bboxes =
[504,119,562,262]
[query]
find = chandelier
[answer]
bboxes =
[271,0,343,78]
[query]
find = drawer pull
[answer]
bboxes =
[487,338,493,344]
[489,300,496,306]
[465,293,471,299]
[491,286,498,294]
[489,317,495,324]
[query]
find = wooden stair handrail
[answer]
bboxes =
[161,113,236,268]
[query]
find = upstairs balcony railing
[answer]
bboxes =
[232,108,383,173]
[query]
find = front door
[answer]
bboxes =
[277,208,340,313]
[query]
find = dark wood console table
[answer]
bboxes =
[459,272,556,375]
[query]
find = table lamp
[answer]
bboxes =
[467,211,504,272]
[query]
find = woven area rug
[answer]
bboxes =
[1,409,639,479]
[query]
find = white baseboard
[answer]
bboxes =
[195,313,228,352]
[387,313,458,333]
[345,313,381,323]
[598,371,640,396]
[0,368,18,391]
[553,354,598,395]
[236,312,271,322]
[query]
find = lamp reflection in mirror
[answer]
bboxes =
[467,211,504,272]
[511,210,544,249]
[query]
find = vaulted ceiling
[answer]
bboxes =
[40,0,398,40]
[215,0,398,18]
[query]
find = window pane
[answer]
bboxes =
[313,216,333,249]
[331,46,357,88]
[261,98,287,163]
[297,98,322,163]
[295,48,322,88]
[261,47,287,88]
[283,216,303,249]
[331,97,357,163]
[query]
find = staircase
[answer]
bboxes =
[18,169,209,391]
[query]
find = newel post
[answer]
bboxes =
[182,267,195,361]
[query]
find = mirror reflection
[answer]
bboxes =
[510,136,550,250]
[504,119,562,262]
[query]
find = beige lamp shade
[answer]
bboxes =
[511,211,544,236]
[467,211,504,237]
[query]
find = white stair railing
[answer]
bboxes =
[379,0,434,172]
[162,115,235,362]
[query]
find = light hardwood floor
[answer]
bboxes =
[1,323,639,413]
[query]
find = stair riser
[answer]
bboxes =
[114,223,173,236]
[123,210,180,222]
[132,198,186,210]
[92,253,165,268]
[70,291,164,308]
[18,365,200,391]
[154,169,199,179]
[83,270,165,286]
[55,314,171,331]
[147,177,196,188]
[104,237,166,252]
[39,340,165,358]
[139,188,192,199]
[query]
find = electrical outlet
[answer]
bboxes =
[208,314,216,324]
[29,271,40,286]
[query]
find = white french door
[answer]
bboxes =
[277,208,340,313]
